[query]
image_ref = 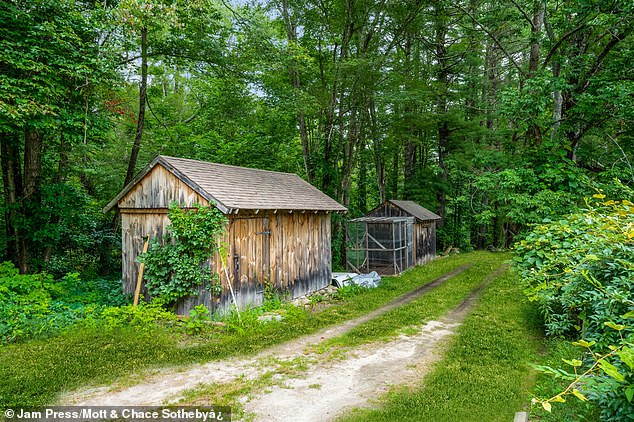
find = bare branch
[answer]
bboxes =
[456,4,526,78]
[509,0,535,29]
[583,26,632,85]
[541,17,596,70]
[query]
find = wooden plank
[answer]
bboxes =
[120,208,169,214]
[133,238,150,306]
[276,214,284,288]
[263,217,270,284]
[121,214,132,292]
[118,165,207,209]
[269,215,278,286]
[513,412,528,422]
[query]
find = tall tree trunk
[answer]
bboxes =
[434,2,449,226]
[551,61,562,141]
[43,136,69,265]
[375,153,386,203]
[280,0,314,183]
[526,1,545,144]
[19,127,43,273]
[357,152,367,213]
[368,98,386,203]
[1,132,22,265]
[484,40,498,132]
[402,34,418,199]
[23,128,43,200]
[115,26,148,231]
[528,2,544,76]
[125,26,148,187]
[389,149,399,199]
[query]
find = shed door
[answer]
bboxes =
[232,218,271,294]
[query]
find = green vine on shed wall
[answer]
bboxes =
[139,203,228,305]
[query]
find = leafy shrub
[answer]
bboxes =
[0,261,62,301]
[515,195,634,341]
[0,262,128,343]
[515,190,634,419]
[331,284,367,300]
[0,263,67,343]
[186,304,211,335]
[308,293,326,305]
[223,306,261,334]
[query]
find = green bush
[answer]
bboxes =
[0,262,128,344]
[98,303,177,331]
[514,191,634,419]
[185,304,211,335]
[514,195,633,341]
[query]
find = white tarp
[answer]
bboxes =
[332,271,382,289]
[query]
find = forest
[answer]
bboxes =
[1,0,634,419]
[1,0,632,277]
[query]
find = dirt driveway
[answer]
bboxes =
[63,264,505,421]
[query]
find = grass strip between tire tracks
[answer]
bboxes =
[320,253,508,350]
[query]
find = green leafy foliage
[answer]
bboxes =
[515,187,634,419]
[0,262,128,344]
[140,203,227,304]
[515,192,634,341]
[99,302,177,331]
[186,304,211,335]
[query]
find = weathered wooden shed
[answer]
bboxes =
[104,155,347,312]
[346,200,441,275]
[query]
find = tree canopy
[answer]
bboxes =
[1,0,632,273]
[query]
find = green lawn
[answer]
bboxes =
[0,251,498,408]
[5,251,585,420]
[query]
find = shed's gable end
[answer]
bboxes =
[118,164,209,210]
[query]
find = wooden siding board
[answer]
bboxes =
[121,212,171,294]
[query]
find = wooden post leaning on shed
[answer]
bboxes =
[218,233,241,322]
[222,264,241,322]
[133,237,150,307]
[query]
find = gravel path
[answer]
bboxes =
[62,263,505,421]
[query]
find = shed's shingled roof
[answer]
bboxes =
[388,200,441,222]
[104,156,347,213]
